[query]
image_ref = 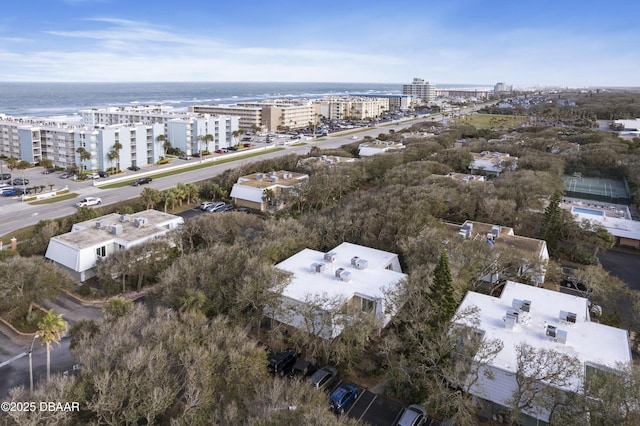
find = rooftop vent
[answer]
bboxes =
[283,173,292,179]
[560,311,577,324]
[310,262,326,273]
[96,220,103,229]
[119,214,130,222]
[323,252,337,263]
[110,224,123,235]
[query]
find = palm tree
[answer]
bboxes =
[111,141,123,171]
[36,310,67,381]
[184,183,199,205]
[197,133,214,158]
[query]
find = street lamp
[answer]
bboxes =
[29,334,40,395]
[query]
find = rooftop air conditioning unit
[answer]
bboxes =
[324,252,337,263]
[506,309,519,323]
[556,329,568,344]
[560,311,577,323]
[256,173,264,180]
[311,262,326,273]
[521,300,531,313]
[546,325,557,338]
[335,268,352,282]
[110,224,123,235]
[491,226,501,238]
[458,229,470,239]
[504,314,517,330]
[120,214,130,222]
[270,176,278,182]
[96,221,103,229]
[354,258,368,270]
[134,217,148,228]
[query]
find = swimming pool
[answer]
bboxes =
[572,207,605,217]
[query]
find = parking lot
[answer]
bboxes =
[326,380,440,426]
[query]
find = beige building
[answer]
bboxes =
[191,100,318,132]
[313,97,389,120]
[229,170,309,211]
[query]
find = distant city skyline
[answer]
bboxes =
[0,0,638,87]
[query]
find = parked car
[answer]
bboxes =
[128,166,141,171]
[310,365,338,391]
[2,188,25,197]
[12,178,29,185]
[330,383,359,415]
[75,197,102,207]
[132,177,152,186]
[288,358,317,379]
[98,171,109,178]
[43,168,56,174]
[178,155,192,160]
[214,149,224,154]
[200,201,214,211]
[59,172,72,179]
[86,173,100,179]
[204,201,226,212]
[243,143,252,147]
[217,204,235,213]
[0,173,11,181]
[267,349,299,377]
[397,404,427,426]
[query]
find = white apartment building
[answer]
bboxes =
[313,97,390,120]
[455,281,631,425]
[167,114,239,156]
[0,108,238,169]
[402,78,436,102]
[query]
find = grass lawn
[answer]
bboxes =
[457,113,526,128]
[290,142,307,147]
[100,147,285,189]
[29,192,79,205]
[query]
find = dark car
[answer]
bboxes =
[267,349,299,377]
[214,149,224,154]
[218,204,235,213]
[127,165,141,171]
[397,404,427,426]
[43,168,56,174]
[288,358,317,379]
[0,173,10,181]
[2,188,25,197]
[310,365,338,391]
[12,178,29,185]
[132,177,152,186]
[98,171,109,178]
[330,383,358,415]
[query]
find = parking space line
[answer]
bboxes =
[357,394,378,421]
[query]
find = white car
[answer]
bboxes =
[75,197,102,207]
[350,135,359,140]
[87,173,100,179]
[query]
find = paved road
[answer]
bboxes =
[0,116,439,237]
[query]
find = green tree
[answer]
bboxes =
[428,249,458,328]
[36,310,68,381]
[6,156,19,172]
[539,192,563,256]
[139,186,162,210]
[102,296,134,320]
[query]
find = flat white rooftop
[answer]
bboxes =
[275,242,406,307]
[456,281,631,375]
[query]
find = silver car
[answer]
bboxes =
[309,365,338,391]
[397,404,427,426]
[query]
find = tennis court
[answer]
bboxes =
[562,175,630,205]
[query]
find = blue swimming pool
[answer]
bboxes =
[572,207,604,217]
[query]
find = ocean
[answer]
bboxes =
[0,82,492,118]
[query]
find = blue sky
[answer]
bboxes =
[0,0,638,86]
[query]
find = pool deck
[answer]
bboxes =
[561,198,631,220]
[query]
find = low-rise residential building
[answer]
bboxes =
[45,210,184,282]
[469,151,518,176]
[454,281,631,425]
[358,140,406,157]
[297,155,357,170]
[270,242,407,339]
[229,170,309,212]
[446,220,549,286]
[567,204,640,249]
[433,172,488,183]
